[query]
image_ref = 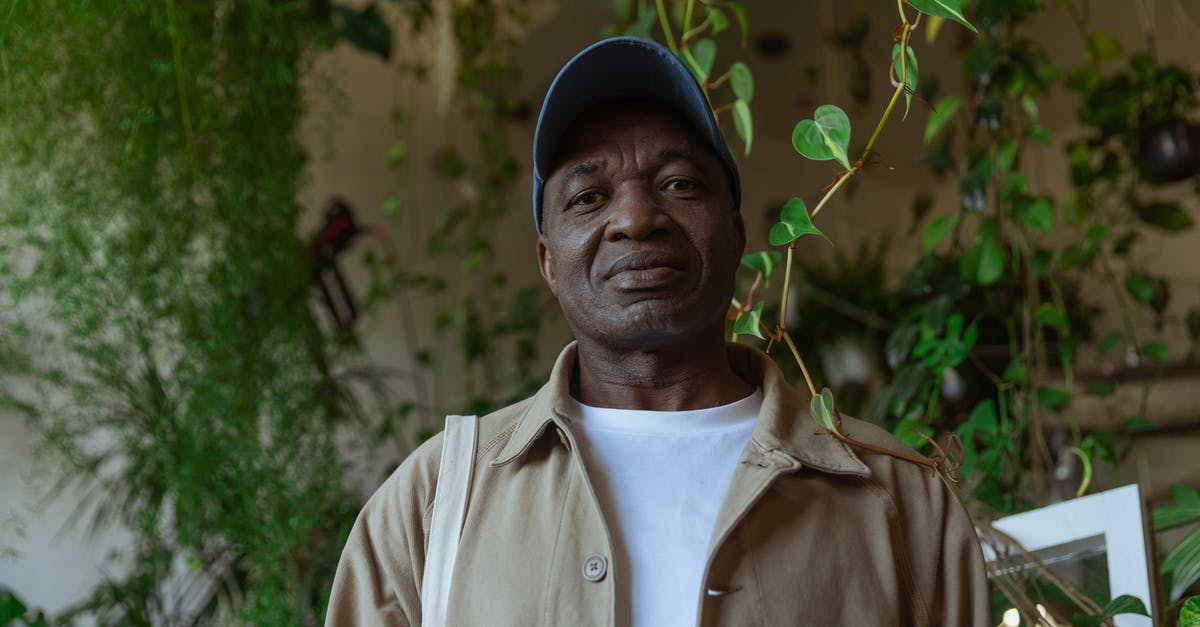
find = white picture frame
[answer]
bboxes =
[979,484,1155,627]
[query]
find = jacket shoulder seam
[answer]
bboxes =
[864,475,932,624]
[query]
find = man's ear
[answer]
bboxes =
[536,235,558,298]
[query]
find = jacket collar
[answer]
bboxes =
[491,342,870,478]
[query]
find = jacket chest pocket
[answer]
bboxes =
[701,479,920,627]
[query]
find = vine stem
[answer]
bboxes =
[655,0,680,56]
[809,165,857,221]
[861,23,911,164]
[778,245,794,329]
[780,330,817,398]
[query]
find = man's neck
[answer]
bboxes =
[572,335,754,411]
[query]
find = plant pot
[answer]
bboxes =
[1137,119,1200,183]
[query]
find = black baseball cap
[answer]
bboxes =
[531,36,742,234]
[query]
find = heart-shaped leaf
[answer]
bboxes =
[687,38,717,82]
[730,62,754,102]
[792,104,852,171]
[810,387,840,435]
[707,6,729,35]
[623,6,658,38]
[907,0,978,34]
[732,301,765,339]
[732,99,752,155]
[891,43,919,120]
[741,251,782,282]
[768,197,830,247]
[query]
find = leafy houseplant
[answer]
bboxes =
[0,1,397,623]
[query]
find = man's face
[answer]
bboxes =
[537,101,745,351]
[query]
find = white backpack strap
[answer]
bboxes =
[421,414,477,627]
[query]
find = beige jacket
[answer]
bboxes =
[326,343,989,626]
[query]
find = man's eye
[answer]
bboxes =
[571,191,604,207]
[664,178,698,192]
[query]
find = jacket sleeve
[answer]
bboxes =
[923,473,991,627]
[324,435,443,627]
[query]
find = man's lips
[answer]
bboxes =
[604,251,685,280]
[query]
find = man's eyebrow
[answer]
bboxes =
[656,148,704,169]
[556,160,603,186]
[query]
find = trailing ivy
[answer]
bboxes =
[0,1,371,623]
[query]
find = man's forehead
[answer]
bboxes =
[548,101,714,177]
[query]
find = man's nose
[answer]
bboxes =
[603,186,673,242]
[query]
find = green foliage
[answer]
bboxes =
[1181,596,1200,627]
[733,302,766,340]
[769,198,830,247]
[810,387,840,436]
[741,251,782,284]
[0,1,370,622]
[1071,594,1150,627]
[792,105,853,171]
[0,588,47,627]
[924,96,961,144]
[1156,486,1200,604]
[907,0,978,33]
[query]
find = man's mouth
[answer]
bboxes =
[604,251,685,289]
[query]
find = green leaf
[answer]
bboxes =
[924,96,961,144]
[1154,485,1200,530]
[1126,273,1155,304]
[740,251,782,282]
[1181,596,1200,627]
[732,302,765,339]
[1019,198,1054,233]
[1123,415,1156,433]
[623,6,658,38]
[1086,29,1124,63]
[334,3,393,60]
[706,6,729,35]
[906,0,978,33]
[1134,202,1194,232]
[729,62,754,102]
[1034,303,1068,330]
[976,240,1005,285]
[1037,385,1072,413]
[893,418,934,451]
[1162,525,1200,602]
[1143,341,1168,364]
[1189,307,1200,342]
[386,142,408,168]
[768,197,830,247]
[729,2,749,45]
[689,38,717,81]
[923,215,959,253]
[732,99,753,156]
[792,104,852,171]
[891,44,919,120]
[1083,380,1115,397]
[1098,331,1123,359]
[886,324,921,368]
[383,194,401,215]
[0,590,27,623]
[810,387,840,435]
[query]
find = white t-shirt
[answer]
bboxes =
[566,389,762,627]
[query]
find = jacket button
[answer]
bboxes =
[582,555,607,582]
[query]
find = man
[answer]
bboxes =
[327,37,989,626]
